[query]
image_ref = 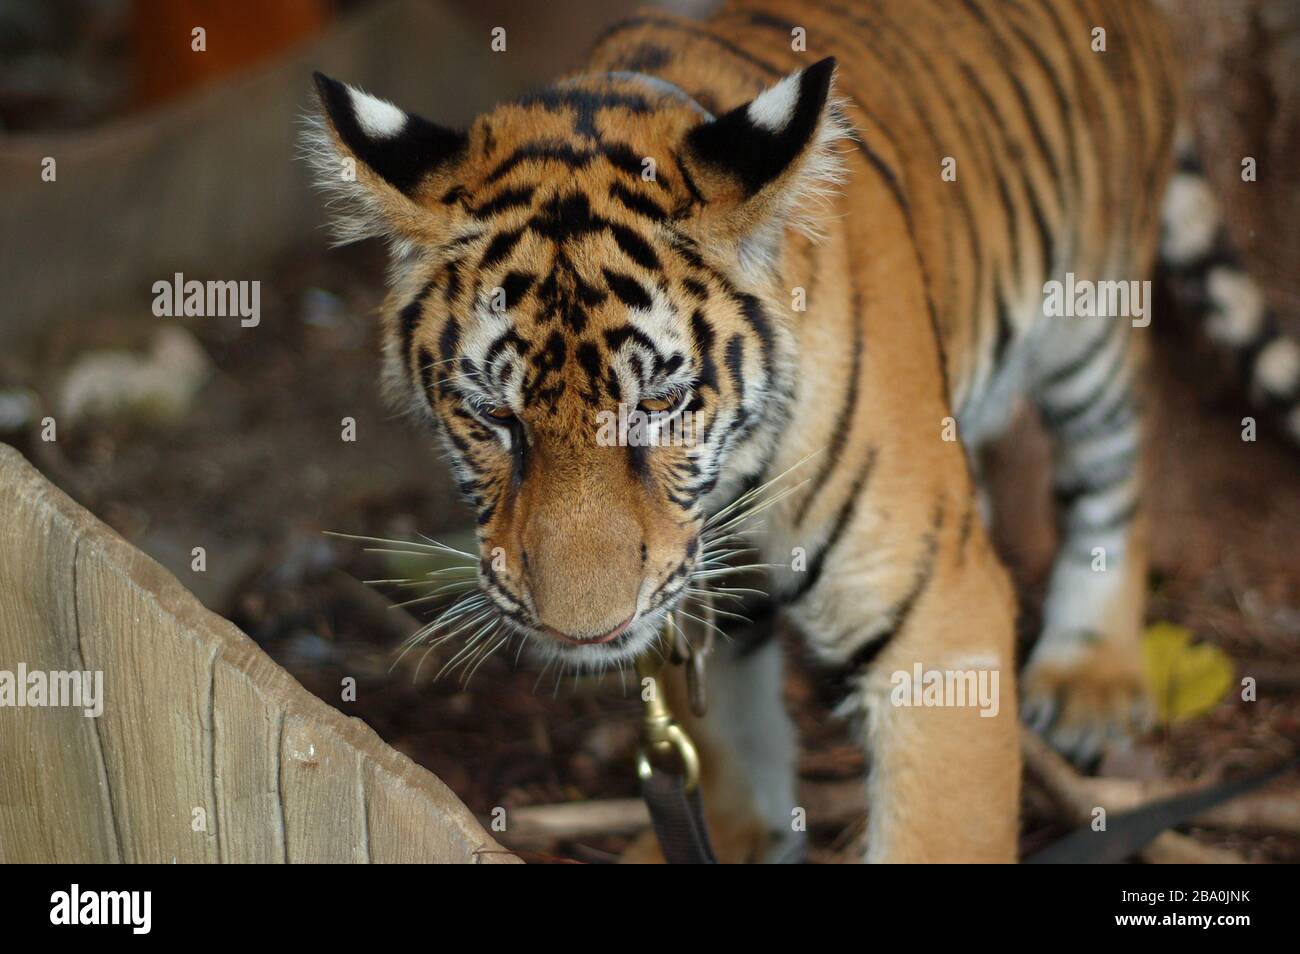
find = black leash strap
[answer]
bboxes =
[1027,755,1300,863]
[641,769,718,864]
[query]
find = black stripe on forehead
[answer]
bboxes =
[609,181,668,221]
[602,143,672,191]
[485,139,673,192]
[472,189,663,292]
[486,141,585,184]
[528,192,662,275]
[467,182,669,312]
[522,330,569,412]
[478,227,526,270]
[534,330,567,371]
[515,86,654,139]
[576,340,604,403]
[575,340,602,376]
[537,257,606,334]
[530,192,603,242]
[499,270,535,310]
[555,325,691,410]
[608,221,660,270]
[603,269,651,310]
[470,186,535,218]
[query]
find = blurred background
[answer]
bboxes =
[0,0,1296,862]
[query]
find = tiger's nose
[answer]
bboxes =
[527,551,641,641]
[522,517,642,641]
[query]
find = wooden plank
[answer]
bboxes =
[73,537,221,862]
[0,462,119,863]
[212,660,287,863]
[0,444,517,863]
[364,761,490,864]
[279,712,368,863]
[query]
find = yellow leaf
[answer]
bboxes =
[1141,622,1234,724]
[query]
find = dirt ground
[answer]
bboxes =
[8,242,1297,863]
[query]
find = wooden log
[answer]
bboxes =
[499,799,651,851]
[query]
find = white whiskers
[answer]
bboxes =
[328,530,513,687]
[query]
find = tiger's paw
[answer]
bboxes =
[1021,631,1152,764]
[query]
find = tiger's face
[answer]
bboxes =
[307,59,844,666]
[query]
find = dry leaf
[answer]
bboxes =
[1141,622,1234,724]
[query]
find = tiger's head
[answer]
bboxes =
[306,58,846,667]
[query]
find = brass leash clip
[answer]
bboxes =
[634,617,702,791]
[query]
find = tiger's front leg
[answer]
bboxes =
[1022,319,1152,761]
[783,482,1020,863]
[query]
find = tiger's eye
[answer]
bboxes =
[487,405,514,421]
[639,395,675,413]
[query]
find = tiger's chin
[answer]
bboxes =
[525,605,672,673]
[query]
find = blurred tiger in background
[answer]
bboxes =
[305,0,1298,861]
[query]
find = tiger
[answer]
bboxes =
[304,0,1300,862]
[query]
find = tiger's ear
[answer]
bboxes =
[304,73,468,245]
[678,57,848,270]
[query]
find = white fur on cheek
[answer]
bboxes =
[348,85,407,138]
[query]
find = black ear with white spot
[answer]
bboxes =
[304,73,468,243]
[679,57,848,260]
